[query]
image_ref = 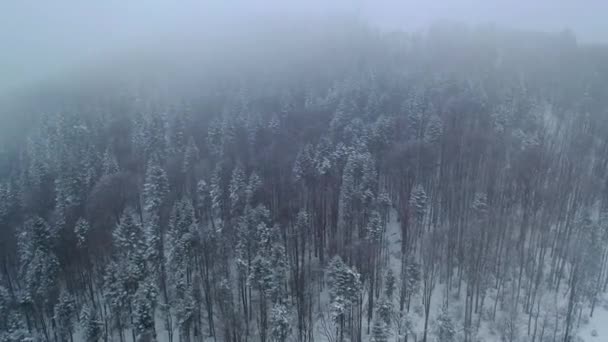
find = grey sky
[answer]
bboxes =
[2,0,608,94]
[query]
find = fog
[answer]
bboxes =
[4,2,608,342]
[2,0,608,94]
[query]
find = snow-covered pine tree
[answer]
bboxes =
[338,151,377,256]
[385,269,396,300]
[375,297,393,326]
[74,217,90,249]
[409,184,427,225]
[173,279,195,341]
[434,307,455,342]
[102,148,119,176]
[327,256,362,341]
[292,144,316,184]
[143,159,169,217]
[0,314,33,342]
[424,115,443,144]
[183,137,200,175]
[269,303,291,342]
[229,165,247,216]
[370,316,390,342]
[183,137,200,196]
[142,113,168,163]
[366,210,383,243]
[80,302,102,342]
[245,171,262,205]
[0,286,8,329]
[209,163,225,221]
[54,163,82,228]
[142,158,169,324]
[133,277,158,342]
[107,208,147,338]
[19,216,60,331]
[396,312,414,342]
[54,291,76,342]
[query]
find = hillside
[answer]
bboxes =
[1,23,608,342]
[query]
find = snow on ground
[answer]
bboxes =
[72,209,608,341]
[578,295,608,341]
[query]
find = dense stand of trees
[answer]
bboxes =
[2,23,608,342]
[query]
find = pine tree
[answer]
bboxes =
[19,217,59,309]
[397,313,414,342]
[183,137,200,173]
[385,269,396,300]
[370,316,390,342]
[209,163,225,220]
[173,279,195,340]
[107,208,147,328]
[143,159,169,216]
[141,113,168,162]
[142,159,169,298]
[54,291,76,342]
[229,165,247,216]
[246,171,262,205]
[0,314,33,342]
[74,217,90,248]
[292,144,316,184]
[0,183,9,224]
[269,243,289,304]
[269,303,291,342]
[409,184,427,224]
[80,303,102,342]
[0,286,9,332]
[102,148,119,176]
[113,209,146,256]
[435,308,455,342]
[366,210,383,243]
[54,165,82,227]
[183,137,200,197]
[133,278,158,341]
[376,298,393,326]
[327,255,362,341]
[424,115,443,144]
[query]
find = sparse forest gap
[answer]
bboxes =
[1,23,608,342]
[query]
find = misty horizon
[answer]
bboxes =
[2,3,608,342]
[2,1,608,95]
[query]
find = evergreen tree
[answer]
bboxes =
[183,137,200,174]
[385,269,396,300]
[366,210,383,243]
[80,303,102,342]
[370,316,390,342]
[143,159,169,216]
[102,148,119,176]
[19,217,59,312]
[74,217,90,248]
[133,278,158,341]
[209,163,225,220]
[0,315,33,342]
[269,303,291,342]
[375,298,393,326]
[327,256,362,341]
[409,184,427,224]
[54,291,76,342]
[229,165,247,216]
[424,115,443,144]
[435,308,455,342]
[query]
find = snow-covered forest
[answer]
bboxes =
[2,23,608,342]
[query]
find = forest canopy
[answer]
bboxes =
[1,22,608,342]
